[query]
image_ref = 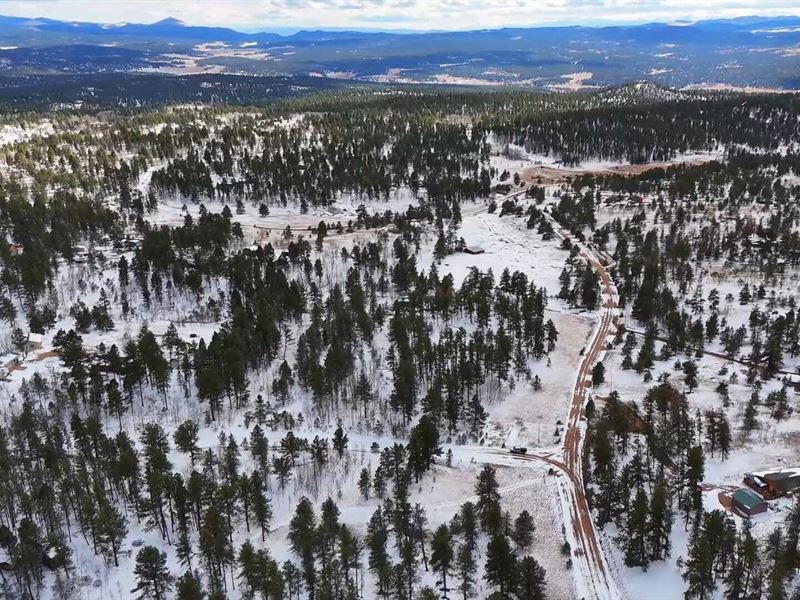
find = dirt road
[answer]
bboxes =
[543,212,623,600]
[466,193,623,600]
[293,181,624,599]
[520,156,719,187]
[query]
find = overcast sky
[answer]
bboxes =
[1,0,799,32]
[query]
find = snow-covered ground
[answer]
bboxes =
[488,134,725,175]
[0,120,55,147]
[2,106,771,600]
[0,174,585,599]
[589,193,800,598]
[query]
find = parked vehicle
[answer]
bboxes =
[509,447,528,455]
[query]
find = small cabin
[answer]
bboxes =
[0,354,19,378]
[25,333,44,353]
[0,353,19,370]
[463,246,485,255]
[731,489,767,518]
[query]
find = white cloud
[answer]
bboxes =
[0,0,799,31]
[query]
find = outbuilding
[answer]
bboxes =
[25,332,44,353]
[463,246,485,255]
[0,353,19,370]
[732,489,767,517]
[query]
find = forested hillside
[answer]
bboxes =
[0,86,798,600]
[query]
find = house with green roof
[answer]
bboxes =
[732,488,767,518]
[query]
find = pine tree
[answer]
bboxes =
[404,528,424,596]
[358,467,371,500]
[514,556,546,600]
[408,415,441,480]
[0,295,16,326]
[141,423,173,542]
[592,362,605,387]
[11,327,28,358]
[647,482,673,562]
[454,501,479,557]
[132,546,173,600]
[485,534,516,597]
[332,426,349,458]
[283,561,303,600]
[249,424,270,477]
[418,586,440,600]
[476,466,502,535]
[411,503,430,572]
[338,524,361,598]
[455,542,477,600]
[199,505,233,593]
[250,471,272,542]
[316,497,341,599]
[724,520,761,600]
[743,391,759,434]
[623,487,649,568]
[763,528,788,600]
[430,524,454,597]
[96,497,128,567]
[12,518,44,598]
[634,329,656,373]
[175,570,207,600]
[367,507,392,600]
[511,511,536,550]
[288,497,317,598]
[683,360,699,392]
[683,510,734,600]
[683,445,705,521]
[717,413,731,460]
[354,370,375,419]
[174,420,200,465]
[238,540,260,599]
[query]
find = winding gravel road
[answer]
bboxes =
[471,193,624,600]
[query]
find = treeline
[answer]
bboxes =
[484,95,800,165]
[147,111,493,210]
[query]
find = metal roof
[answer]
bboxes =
[764,471,800,482]
[733,488,765,510]
[0,353,18,365]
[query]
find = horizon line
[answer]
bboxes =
[2,12,799,37]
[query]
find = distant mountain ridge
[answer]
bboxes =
[0,14,284,45]
[2,13,800,46]
[0,14,798,90]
